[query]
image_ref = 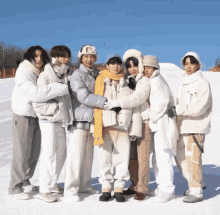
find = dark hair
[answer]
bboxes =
[24,45,49,66]
[50,45,71,58]
[182,56,199,66]
[107,57,122,65]
[125,57,139,68]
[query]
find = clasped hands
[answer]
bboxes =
[104,99,121,113]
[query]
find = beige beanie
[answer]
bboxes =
[123,49,144,74]
[143,55,160,69]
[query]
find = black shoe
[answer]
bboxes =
[114,192,125,202]
[99,192,111,202]
[123,188,135,195]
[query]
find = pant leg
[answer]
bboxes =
[39,122,58,193]
[113,129,130,191]
[153,130,175,193]
[128,138,138,191]
[64,127,88,196]
[136,123,151,194]
[79,132,94,192]
[9,114,37,195]
[25,118,41,181]
[51,125,66,188]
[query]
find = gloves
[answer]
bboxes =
[104,99,119,110]
[168,106,177,118]
[111,107,121,113]
[128,76,136,90]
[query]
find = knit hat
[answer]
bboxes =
[123,49,144,74]
[106,54,122,63]
[181,52,201,69]
[78,45,98,62]
[143,55,160,69]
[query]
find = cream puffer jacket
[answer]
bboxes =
[176,70,212,134]
[11,60,69,117]
[102,77,142,137]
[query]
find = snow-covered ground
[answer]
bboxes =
[0,68,220,215]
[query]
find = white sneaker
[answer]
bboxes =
[156,191,175,203]
[11,192,31,200]
[148,189,158,197]
[38,193,57,203]
[80,186,100,194]
[63,194,80,202]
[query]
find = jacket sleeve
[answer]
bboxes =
[118,77,150,108]
[18,69,68,103]
[32,73,58,116]
[176,80,212,117]
[70,71,107,108]
[129,106,142,137]
[150,80,170,123]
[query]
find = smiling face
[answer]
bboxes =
[144,66,156,78]
[81,54,96,69]
[127,61,139,77]
[183,57,200,75]
[34,50,43,69]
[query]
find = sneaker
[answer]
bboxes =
[123,188,135,195]
[114,192,125,202]
[81,186,100,194]
[50,185,64,194]
[134,192,147,201]
[38,193,57,203]
[148,189,158,197]
[182,195,203,203]
[11,192,31,200]
[22,184,39,192]
[99,192,111,202]
[156,191,175,203]
[183,186,206,196]
[63,194,80,203]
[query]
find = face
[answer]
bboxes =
[56,54,70,65]
[184,57,199,75]
[144,66,156,78]
[34,50,43,69]
[81,54,96,68]
[127,61,139,77]
[106,63,122,75]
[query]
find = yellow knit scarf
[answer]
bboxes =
[94,70,125,145]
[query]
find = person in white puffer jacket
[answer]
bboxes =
[8,45,69,200]
[168,52,212,203]
[143,55,178,203]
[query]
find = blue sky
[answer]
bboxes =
[1,0,220,70]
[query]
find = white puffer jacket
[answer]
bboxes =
[11,60,68,117]
[102,77,142,137]
[176,70,212,134]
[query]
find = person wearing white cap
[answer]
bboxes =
[64,45,107,202]
[94,54,142,202]
[104,49,151,201]
[168,52,212,203]
[142,55,178,203]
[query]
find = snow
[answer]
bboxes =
[0,67,220,215]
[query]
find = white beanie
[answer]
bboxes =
[78,45,98,62]
[123,49,144,74]
[181,52,201,69]
[143,55,160,69]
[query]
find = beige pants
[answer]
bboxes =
[129,123,151,194]
[98,127,130,193]
[175,134,205,196]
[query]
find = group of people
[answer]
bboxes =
[8,44,212,204]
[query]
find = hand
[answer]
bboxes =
[168,106,176,118]
[104,99,119,110]
[128,76,136,90]
[129,135,137,141]
[112,107,122,113]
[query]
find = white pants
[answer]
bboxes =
[39,122,66,193]
[64,126,94,196]
[152,130,175,194]
[98,127,130,192]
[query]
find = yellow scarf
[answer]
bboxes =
[94,70,125,145]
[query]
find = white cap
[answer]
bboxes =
[123,49,144,74]
[143,55,160,69]
[78,45,98,62]
[181,52,201,69]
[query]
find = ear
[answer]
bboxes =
[106,64,109,70]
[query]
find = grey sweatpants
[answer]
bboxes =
[8,113,41,195]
